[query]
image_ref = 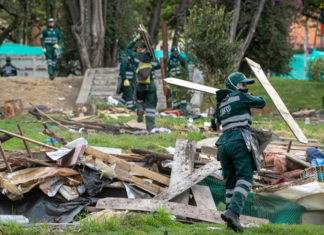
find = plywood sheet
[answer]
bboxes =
[246,57,308,144]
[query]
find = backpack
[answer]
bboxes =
[136,54,152,84]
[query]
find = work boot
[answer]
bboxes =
[49,74,55,80]
[221,209,244,233]
[137,109,144,123]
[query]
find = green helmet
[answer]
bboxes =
[225,72,255,91]
[135,40,147,50]
[171,46,179,54]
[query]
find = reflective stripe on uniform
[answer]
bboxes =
[222,120,251,131]
[146,113,155,117]
[236,179,252,189]
[226,189,234,194]
[219,96,240,109]
[146,108,156,113]
[126,76,133,79]
[126,72,134,75]
[234,187,248,197]
[221,113,252,125]
[134,58,140,63]
[151,62,157,66]
[119,98,125,104]
[47,60,52,65]
[181,100,187,104]
[226,197,232,203]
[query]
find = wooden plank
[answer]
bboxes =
[246,57,308,144]
[268,145,309,151]
[96,198,269,224]
[0,141,12,173]
[0,131,20,143]
[170,140,196,205]
[138,23,155,58]
[164,78,218,95]
[85,146,170,186]
[76,69,95,104]
[191,185,217,211]
[0,129,58,151]
[17,124,34,159]
[284,152,311,168]
[114,161,161,195]
[280,137,318,143]
[154,159,221,201]
[271,141,322,148]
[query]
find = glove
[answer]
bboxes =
[43,48,46,53]
[135,33,141,41]
[249,92,254,96]
[124,79,130,87]
[53,44,59,49]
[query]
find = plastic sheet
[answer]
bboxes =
[77,166,113,196]
[39,176,66,197]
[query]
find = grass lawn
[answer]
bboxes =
[1,112,324,152]
[1,209,324,235]
[200,77,324,113]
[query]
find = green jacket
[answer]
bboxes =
[126,40,160,81]
[1,63,17,77]
[119,57,136,82]
[166,55,189,78]
[40,27,62,47]
[211,90,266,145]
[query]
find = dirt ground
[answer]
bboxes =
[0,76,83,111]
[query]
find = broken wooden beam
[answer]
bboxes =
[17,124,34,159]
[0,141,12,173]
[0,131,20,143]
[42,123,69,145]
[284,152,311,168]
[154,159,221,201]
[170,139,196,205]
[95,198,269,224]
[85,146,170,186]
[191,185,217,211]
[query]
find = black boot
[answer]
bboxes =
[137,109,144,123]
[49,74,55,80]
[221,209,244,233]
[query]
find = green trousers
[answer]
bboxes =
[135,82,157,131]
[218,140,253,216]
[118,80,135,111]
[171,90,187,110]
[45,45,56,75]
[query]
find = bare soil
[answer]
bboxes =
[0,76,83,111]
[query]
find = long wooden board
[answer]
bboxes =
[245,57,307,144]
[96,198,269,224]
[164,78,218,94]
[284,152,311,168]
[138,24,155,58]
[85,147,170,186]
[154,159,222,201]
[191,185,217,211]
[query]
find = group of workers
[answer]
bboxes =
[1,18,266,233]
[117,34,189,131]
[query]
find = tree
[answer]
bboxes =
[181,3,242,110]
[307,57,324,81]
[0,1,26,46]
[63,0,105,73]
[148,0,162,48]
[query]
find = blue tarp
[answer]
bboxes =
[0,43,44,55]
[274,49,324,80]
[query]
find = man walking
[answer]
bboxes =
[40,18,62,80]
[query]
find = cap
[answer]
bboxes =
[225,72,255,90]
[48,18,54,23]
[171,46,179,54]
[136,40,147,49]
[6,57,11,62]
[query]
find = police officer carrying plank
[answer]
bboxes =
[117,56,136,111]
[126,35,160,132]
[211,72,266,233]
[1,57,17,77]
[166,46,189,110]
[40,18,62,80]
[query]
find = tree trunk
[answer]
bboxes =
[4,99,24,119]
[172,0,187,47]
[22,2,27,45]
[230,0,240,43]
[148,0,162,48]
[142,0,147,25]
[66,0,105,73]
[234,0,266,69]
[112,0,121,67]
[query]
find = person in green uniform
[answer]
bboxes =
[40,18,62,80]
[166,46,189,110]
[1,57,17,77]
[211,72,266,233]
[126,36,160,131]
[117,56,136,110]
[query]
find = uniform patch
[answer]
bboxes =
[220,105,231,117]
